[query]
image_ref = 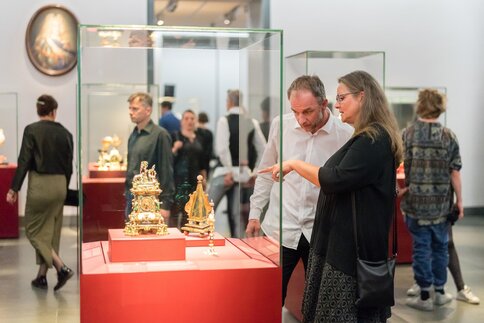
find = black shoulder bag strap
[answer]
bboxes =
[352,160,398,259]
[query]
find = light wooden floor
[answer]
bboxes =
[1,215,483,322]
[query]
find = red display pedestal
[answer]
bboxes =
[82,177,126,242]
[88,162,126,179]
[81,238,281,323]
[0,164,19,238]
[108,228,186,262]
[185,231,225,247]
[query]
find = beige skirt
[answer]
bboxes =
[24,171,66,267]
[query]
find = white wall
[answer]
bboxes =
[271,0,484,208]
[0,0,147,214]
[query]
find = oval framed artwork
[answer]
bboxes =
[25,5,79,76]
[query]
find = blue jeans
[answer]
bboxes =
[406,216,449,290]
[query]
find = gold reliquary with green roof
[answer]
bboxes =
[181,175,214,236]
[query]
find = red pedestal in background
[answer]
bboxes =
[82,177,125,242]
[81,238,281,323]
[0,164,19,238]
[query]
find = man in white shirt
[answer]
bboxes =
[246,75,353,305]
[210,89,266,238]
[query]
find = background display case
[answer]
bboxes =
[82,83,159,175]
[0,92,18,238]
[285,51,385,113]
[78,25,282,323]
[386,86,447,130]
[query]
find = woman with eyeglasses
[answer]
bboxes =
[260,70,402,322]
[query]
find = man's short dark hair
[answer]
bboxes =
[161,101,172,110]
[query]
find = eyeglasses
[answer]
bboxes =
[336,91,360,103]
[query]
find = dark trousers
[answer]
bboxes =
[282,234,310,306]
[448,225,465,291]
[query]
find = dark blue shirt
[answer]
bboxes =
[158,111,180,136]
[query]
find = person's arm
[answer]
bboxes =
[246,118,279,236]
[260,134,389,194]
[215,117,232,167]
[251,119,267,171]
[157,130,174,217]
[10,127,34,193]
[259,159,321,187]
[451,169,464,219]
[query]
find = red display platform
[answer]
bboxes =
[185,231,225,247]
[88,162,126,179]
[81,238,281,323]
[82,177,126,242]
[0,164,19,238]
[108,228,186,262]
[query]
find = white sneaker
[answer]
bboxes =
[456,286,480,304]
[434,292,453,305]
[407,283,420,296]
[407,297,434,311]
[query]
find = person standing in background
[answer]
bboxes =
[6,94,74,291]
[210,89,266,238]
[158,100,180,136]
[401,89,478,310]
[196,111,214,178]
[126,93,174,223]
[170,109,208,228]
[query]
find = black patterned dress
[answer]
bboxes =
[302,129,394,323]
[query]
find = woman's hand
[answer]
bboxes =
[172,140,183,154]
[258,161,294,182]
[6,189,17,205]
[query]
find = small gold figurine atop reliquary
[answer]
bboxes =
[181,175,214,236]
[124,161,168,236]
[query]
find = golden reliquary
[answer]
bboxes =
[124,161,168,236]
[97,134,125,171]
[181,175,214,236]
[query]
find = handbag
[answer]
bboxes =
[447,205,459,225]
[64,189,79,206]
[352,168,397,309]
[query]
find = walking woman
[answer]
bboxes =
[6,94,74,291]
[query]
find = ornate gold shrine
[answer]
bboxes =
[97,134,125,171]
[124,161,168,236]
[181,175,214,236]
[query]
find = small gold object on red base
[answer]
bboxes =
[181,175,213,236]
[124,161,168,236]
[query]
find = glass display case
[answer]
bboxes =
[386,87,447,130]
[78,25,283,322]
[0,93,18,164]
[285,51,385,114]
[81,83,159,176]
